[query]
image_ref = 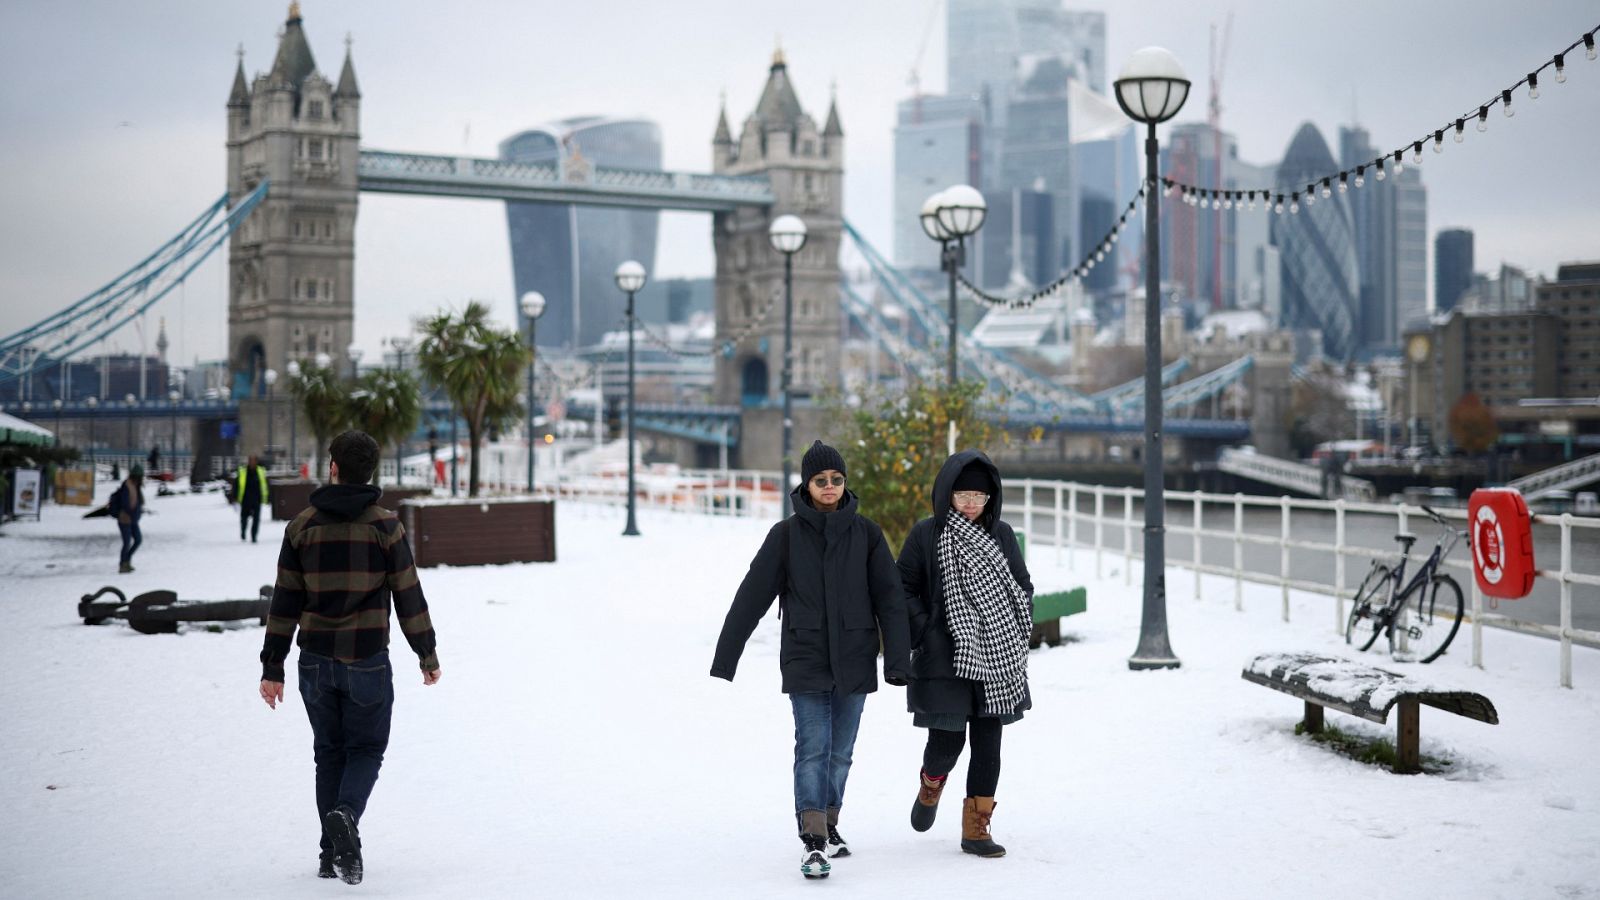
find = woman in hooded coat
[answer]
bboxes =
[711,440,911,880]
[898,450,1032,858]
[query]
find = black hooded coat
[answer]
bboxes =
[898,450,1033,718]
[711,486,912,694]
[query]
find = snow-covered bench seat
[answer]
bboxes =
[1240,652,1498,774]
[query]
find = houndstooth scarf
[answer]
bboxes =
[936,508,1032,716]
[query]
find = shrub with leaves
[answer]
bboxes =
[418,301,531,497]
[825,378,1004,553]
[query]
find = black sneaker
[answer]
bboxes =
[323,808,364,885]
[826,824,850,858]
[318,852,336,879]
[799,833,830,879]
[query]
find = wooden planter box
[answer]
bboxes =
[269,479,319,521]
[377,486,433,511]
[400,498,556,567]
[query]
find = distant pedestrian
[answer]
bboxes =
[712,440,911,880]
[899,450,1033,858]
[233,455,270,542]
[148,444,161,475]
[107,463,146,573]
[258,430,441,885]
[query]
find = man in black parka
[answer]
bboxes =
[712,440,911,879]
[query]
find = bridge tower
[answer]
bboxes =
[227,3,360,400]
[712,51,844,470]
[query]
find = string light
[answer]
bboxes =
[1289,193,1300,214]
[1155,26,1598,203]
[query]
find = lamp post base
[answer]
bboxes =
[1128,656,1182,671]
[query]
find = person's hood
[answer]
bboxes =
[310,483,383,520]
[790,483,860,535]
[931,450,1003,533]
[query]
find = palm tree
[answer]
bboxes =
[345,369,422,485]
[289,363,350,480]
[417,301,531,497]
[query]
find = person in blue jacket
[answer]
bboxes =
[107,463,146,573]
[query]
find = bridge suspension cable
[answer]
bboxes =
[0,182,270,387]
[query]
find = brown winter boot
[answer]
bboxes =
[960,797,1005,858]
[910,769,947,832]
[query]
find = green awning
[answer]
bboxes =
[0,411,54,447]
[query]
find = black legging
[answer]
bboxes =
[922,717,1003,797]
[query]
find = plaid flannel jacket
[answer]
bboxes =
[259,500,438,682]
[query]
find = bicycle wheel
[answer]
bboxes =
[1345,564,1390,652]
[1390,573,1465,664]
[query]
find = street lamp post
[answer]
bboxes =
[347,343,363,382]
[614,260,646,536]
[286,360,300,476]
[124,393,136,468]
[921,185,988,387]
[388,337,411,484]
[1114,45,1190,671]
[263,369,278,468]
[53,399,62,448]
[520,291,547,494]
[768,214,808,517]
[168,390,180,470]
[87,396,98,470]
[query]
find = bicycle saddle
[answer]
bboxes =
[1393,532,1418,547]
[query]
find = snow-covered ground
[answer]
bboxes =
[2,489,1598,899]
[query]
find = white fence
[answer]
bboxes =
[1007,479,1600,689]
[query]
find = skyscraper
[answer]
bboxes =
[500,117,662,349]
[1273,123,1359,360]
[893,93,983,271]
[1434,228,1474,315]
[1338,125,1428,355]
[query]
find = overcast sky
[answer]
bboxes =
[2,0,1597,367]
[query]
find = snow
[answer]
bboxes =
[3,490,1600,898]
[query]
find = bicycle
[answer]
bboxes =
[1344,505,1467,664]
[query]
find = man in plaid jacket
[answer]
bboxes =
[258,430,441,885]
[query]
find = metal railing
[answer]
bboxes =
[1007,478,1600,688]
[1507,450,1600,500]
[1217,447,1376,502]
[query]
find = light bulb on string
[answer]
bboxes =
[1412,141,1423,164]
[1162,181,1174,197]
[1555,53,1566,83]
[1304,187,1315,207]
[1321,179,1332,199]
[1338,173,1349,194]
[1528,73,1539,99]
[1375,160,1386,182]
[1393,150,1405,175]
[1246,193,1256,211]
[1502,90,1514,117]
[1354,165,1365,188]
[1454,119,1465,142]
[1273,195,1284,214]
[1585,33,1596,61]
[1434,130,1444,153]
[1477,106,1488,132]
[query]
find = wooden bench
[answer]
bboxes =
[1030,587,1087,649]
[1241,652,1498,774]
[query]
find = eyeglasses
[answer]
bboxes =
[952,491,990,506]
[811,474,846,488]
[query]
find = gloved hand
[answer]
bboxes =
[885,673,909,687]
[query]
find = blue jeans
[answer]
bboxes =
[789,691,867,829]
[297,649,394,852]
[117,521,142,566]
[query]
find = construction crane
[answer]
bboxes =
[1209,12,1233,312]
[907,0,942,124]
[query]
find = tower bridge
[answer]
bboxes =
[3,4,1263,476]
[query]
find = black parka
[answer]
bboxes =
[711,487,911,694]
[898,450,1033,717]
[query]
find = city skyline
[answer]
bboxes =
[2,0,1597,368]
